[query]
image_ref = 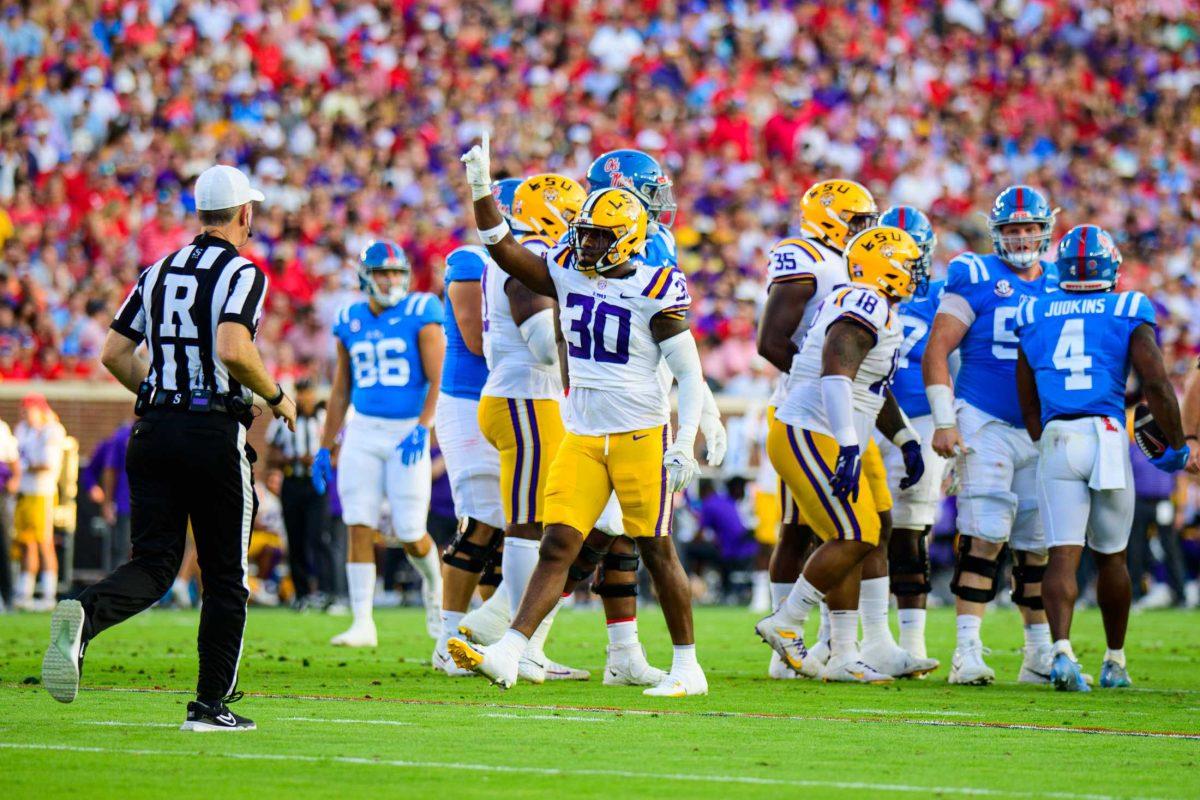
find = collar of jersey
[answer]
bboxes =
[191,233,240,254]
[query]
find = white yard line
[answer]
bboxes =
[0,742,1164,800]
[75,721,177,728]
[842,708,975,717]
[481,713,611,723]
[279,717,412,726]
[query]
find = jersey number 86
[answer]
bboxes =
[349,338,410,387]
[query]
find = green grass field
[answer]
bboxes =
[2,604,1197,799]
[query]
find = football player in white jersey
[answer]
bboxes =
[756,226,926,683]
[449,135,714,696]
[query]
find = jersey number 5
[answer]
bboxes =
[349,338,410,387]
[564,293,631,364]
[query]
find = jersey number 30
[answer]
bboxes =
[349,338,410,387]
[565,293,631,364]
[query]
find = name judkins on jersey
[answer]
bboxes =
[1044,297,1108,317]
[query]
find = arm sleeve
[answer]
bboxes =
[936,292,975,327]
[518,308,558,366]
[821,374,858,447]
[110,266,153,342]
[220,263,269,334]
[659,331,704,451]
[938,257,977,326]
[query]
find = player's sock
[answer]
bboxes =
[897,608,927,657]
[493,629,529,663]
[750,570,770,610]
[501,538,540,618]
[955,614,982,649]
[770,582,793,612]
[1024,622,1051,656]
[607,617,638,646]
[671,643,698,673]
[439,610,465,650]
[782,575,823,625]
[405,546,441,588]
[1053,638,1077,662]
[829,610,859,660]
[817,601,831,645]
[39,571,56,602]
[17,571,34,601]
[1104,647,1126,668]
[858,577,893,649]
[526,599,561,659]
[346,562,376,625]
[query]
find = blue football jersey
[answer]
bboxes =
[441,247,490,401]
[943,252,1058,427]
[891,280,944,418]
[641,224,677,269]
[1016,290,1155,425]
[333,293,444,419]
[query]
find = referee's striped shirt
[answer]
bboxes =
[111,234,268,400]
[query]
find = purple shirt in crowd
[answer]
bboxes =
[1131,441,1175,500]
[698,492,757,562]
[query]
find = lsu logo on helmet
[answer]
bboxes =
[800,179,879,252]
[846,225,921,300]
[513,174,587,240]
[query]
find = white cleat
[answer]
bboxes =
[518,655,546,685]
[42,600,86,703]
[603,643,666,687]
[806,639,831,671]
[754,612,820,678]
[1018,643,1053,684]
[545,659,591,681]
[949,642,996,685]
[447,636,518,689]
[768,652,798,680]
[432,645,474,677]
[861,642,939,679]
[822,654,894,684]
[329,621,378,648]
[458,595,511,646]
[643,665,708,697]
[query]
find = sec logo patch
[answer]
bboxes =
[994,279,1013,298]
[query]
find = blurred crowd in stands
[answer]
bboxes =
[0,0,1198,390]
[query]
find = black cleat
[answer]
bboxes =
[42,600,87,703]
[180,700,257,732]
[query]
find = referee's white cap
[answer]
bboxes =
[195,164,265,211]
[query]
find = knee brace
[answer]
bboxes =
[950,536,1007,604]
[1010,551,1046,610]
[567,542,607,584]
[442,517,502,575]
[479,556,503,587]
[889,533,931,597]
[593,549,640,598]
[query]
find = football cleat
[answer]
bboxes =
[861,642,939,679]
[806,638,832,671]
[447,636,517,689]
[458,593,511,646]
[42,600,86,704]
[518,655,546,685]
[180,700,256,732]
[329,621,378,648]
[603,643,666,687]
[754,613,820,678]
[768,652,799,680]
[1050,653,1091,693]
[1099,660,1133,689]
[949,642,996,685]
[642,666,708,697]
[545,659,591,681]
[1018,643,1053,684]
[822,654,894,684]
[432,645,474,677]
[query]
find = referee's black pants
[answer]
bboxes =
[281,475,329,600]
[77,410,258,704]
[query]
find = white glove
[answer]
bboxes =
[699,410,726,467]
[460,130,492,201]
[663,441,699,493]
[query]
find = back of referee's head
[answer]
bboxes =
[194,165,265,249]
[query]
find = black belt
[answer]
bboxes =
[283,465,312,478]
[143,390,252,425]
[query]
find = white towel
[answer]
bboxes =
[1089,416,1128,491]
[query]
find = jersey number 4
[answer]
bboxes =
[564,293,631,364]
[1052,318,1092,391]
[349,338,410,387]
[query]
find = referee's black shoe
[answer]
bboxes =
[42,600,87,703]
[180,699,257,732]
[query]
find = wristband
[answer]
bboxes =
[892,427,919,447]
[266,384,285,406]
[478,220,510,245]
[927,384,957,429]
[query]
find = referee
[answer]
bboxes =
[40,165,297,732]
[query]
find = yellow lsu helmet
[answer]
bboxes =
[569,188,648,272]
[799,179,879,251]
[845,226,921,300]
[513,173,587,239]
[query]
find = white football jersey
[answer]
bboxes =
[481,234,563,400]
[776,285,902,445]
[545,243,691,436]
[764,235,848,407]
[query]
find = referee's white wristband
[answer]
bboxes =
[927,384,957,430]
[478,221,510,245]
